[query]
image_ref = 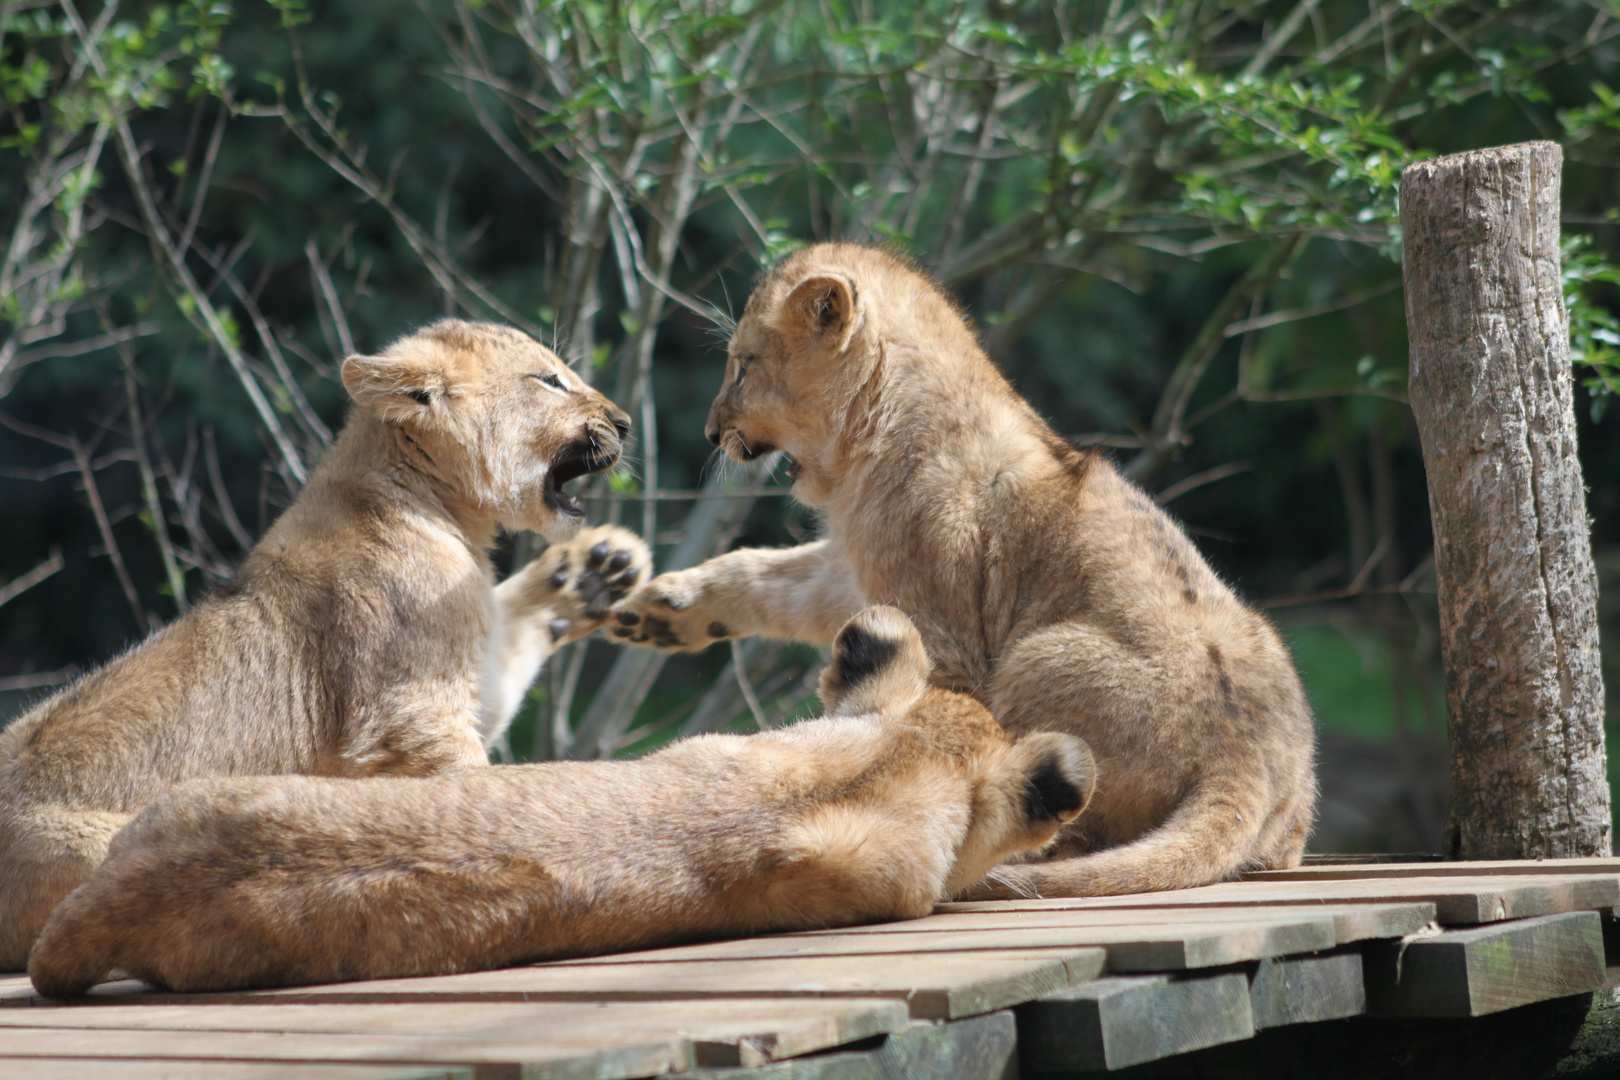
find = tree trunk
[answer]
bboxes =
[1401,141,1610,859]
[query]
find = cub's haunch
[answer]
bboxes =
[0,320,649,970]
[609,243,1317,897]
[29,607,1093,998]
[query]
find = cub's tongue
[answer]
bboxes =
[548,474,582,515]
[547,447,593,517]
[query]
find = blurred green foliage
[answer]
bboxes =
[3,0,1620,850]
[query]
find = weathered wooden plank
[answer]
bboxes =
[806,902,1434,949]
[1247,859,1620,881]
[0,1063,470,1080]
[1364,911,1605,1017]
[564,922,1323,966]
[937,874,1619,924]
[541,915,1337,974]
[0,1026,692,1079]
[1249,949,1366,1029]
[677,1012,1019,1080]
[0,999,911,1068]
[1,951,1105,1022]
[1017,972,1254,1072]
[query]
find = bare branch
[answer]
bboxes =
[732,638,770,730]
[1155,461,1253,505]
[0,667,79,692]
[0,549,64,609]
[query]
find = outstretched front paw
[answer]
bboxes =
[606,573,733,651]
[510,525,652,644]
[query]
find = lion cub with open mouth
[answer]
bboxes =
[29,606,1093,997]
[609,244,1317,898]
[0,319,649,970]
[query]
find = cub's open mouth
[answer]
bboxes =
[733,439,776,463]
[545,441,618,518]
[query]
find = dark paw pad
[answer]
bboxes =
[548,617,572,643]
[549,567,569,589]
[607,551,632,573]
[641,615,684,648]
[1023,758,1086,823]
[708,621,729,639]
[617,611,641,626]
[587,541,611,568]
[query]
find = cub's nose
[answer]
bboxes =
[705,426,720,446]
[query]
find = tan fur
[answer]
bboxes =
[610,244,1317,898]
[0,319,650,970]
[28,607,1093,997]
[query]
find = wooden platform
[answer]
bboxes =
[2,859,1618,1078]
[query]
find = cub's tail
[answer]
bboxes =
[967,775,1304,898]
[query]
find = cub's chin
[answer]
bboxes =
[530,507,585,542]
[502,475,584,542]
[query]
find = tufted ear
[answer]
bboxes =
[341,348,447,424]
[776,273,861,354]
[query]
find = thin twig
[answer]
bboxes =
[732,638,770,730]
[1155,461,1252,505]
[0,549,64,609]
[203,426,254,552]
[0,667,78,692]
[120,342,188,611]
[1224,280,1402,337]
[71,432,149,633]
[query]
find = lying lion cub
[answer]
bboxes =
[0,319,649,970]
[610,244,1317,897]
[29,607,1093,997]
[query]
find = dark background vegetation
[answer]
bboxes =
[3,0,1618,853]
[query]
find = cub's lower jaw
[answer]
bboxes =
[544,441,616,519]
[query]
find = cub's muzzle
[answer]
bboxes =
[545,417,625,518]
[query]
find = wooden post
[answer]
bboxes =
[1401,141,1610,860]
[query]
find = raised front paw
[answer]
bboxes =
[606,572,734,651]
[510,524,652,643]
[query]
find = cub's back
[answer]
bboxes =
[0,596,320,814]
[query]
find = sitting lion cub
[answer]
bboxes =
[0,319,649,970]
[609,244,1317,897]
[29,607,1093,997]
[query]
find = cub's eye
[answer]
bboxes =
[530,371,569,395]
[735,356,753,385]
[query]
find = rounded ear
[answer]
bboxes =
[1010,733,1096,828]
[341,351,444,423]
[776,273,861,353]
[819,605,930,717]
